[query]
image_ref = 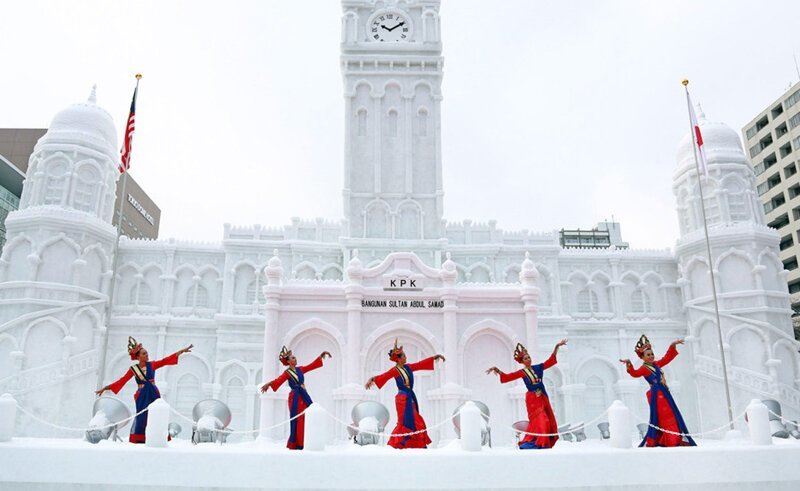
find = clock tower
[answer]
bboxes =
[341,0,444,241]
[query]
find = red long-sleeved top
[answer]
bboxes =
[107,352,180,394]
[498,352,557,383]
[627,345,678,378]
[265,356,324,392]
[373,357,435,389]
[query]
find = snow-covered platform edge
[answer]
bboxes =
[2,438,800,490]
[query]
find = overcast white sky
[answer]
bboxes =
[2,0,800,249]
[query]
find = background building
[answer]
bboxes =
[559,221,629,249]
[741,81,800,337]
[0,128,161,242]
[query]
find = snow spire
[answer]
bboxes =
[88,84,97,104]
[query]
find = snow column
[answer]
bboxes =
[608,400,632,448]
[459,401,482,452]
[519,253,540,357]
[345,251,364,386]
[746,399,772,445]
[258,250,284,441]
[145,399,169,448]
[441,253,458,386]
[0,393,17,442]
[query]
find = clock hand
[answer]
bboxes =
[381,24,391,31]
[388,22,405,32]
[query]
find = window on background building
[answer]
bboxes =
[772,104,785,118]
[746,125,759,140]
[783,257,798,271]
[785,88,800,109]
[756,115,770,131]
[780,234,794,251]
[776,123,789,138]
[785,163,797,178]
[780,142,793,158]
[768,213,790,229]
[789,112,800,129]
[789,279,800,293]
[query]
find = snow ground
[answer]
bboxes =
[1,436,799,490]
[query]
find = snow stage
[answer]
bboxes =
[2,397,800,490]
[2,436,800,490]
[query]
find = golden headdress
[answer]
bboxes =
[127,336,143,360]
[635,334,652,358]
[388,338,404,361]
[279,346,293,366]
[513,342,528,364]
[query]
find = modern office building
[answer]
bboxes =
[741,81,800,333]
[0,128,160,241]
[559,221,629,249]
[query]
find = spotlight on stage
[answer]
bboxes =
[348,401,390,445]
[558,423,573,442]
[168,422,182,438]
[762,399,789,438]
[787,420,800,439]
[512,420,529,445]
[85,396,132,444]
[191,399,232,444]
[597,422,610,439]
[636,423,649,440]
[569,422,587,442]
[452,400,491,447]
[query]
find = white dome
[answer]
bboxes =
[46,91,118,154]
[675,117,748,177]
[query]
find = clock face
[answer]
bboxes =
[370,11,411,42]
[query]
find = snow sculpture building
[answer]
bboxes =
[0,0,798,444]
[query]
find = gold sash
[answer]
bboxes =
[130,364,146,382]
[522,367,539,384]
[395,365,411,388]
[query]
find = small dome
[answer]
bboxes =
[47,89,118,153]
[442,252,456,272]
[675,114,747,177]
[267,249,282,269]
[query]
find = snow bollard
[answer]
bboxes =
[0,393,17,442]
[145,399,170,448]
[460,401,482,452]
[608,400,632,449]
[746,399,772,446]
[303,404,326,451]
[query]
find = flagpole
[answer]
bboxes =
[96,73,141,390]
[682,79,735,431]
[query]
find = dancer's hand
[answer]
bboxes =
[95,386,108,396]
[434,354,446,362]
[365,377,376,390]
[618,358,632,366]
[485,367,501,376]
[260,383,271,393]
[320,351,332,359]
[670,339,685,347]
[556,339,568,348]
[179,344,193,355]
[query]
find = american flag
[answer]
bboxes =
[119,84,138,174]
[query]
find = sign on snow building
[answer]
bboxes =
[0,0,798,444]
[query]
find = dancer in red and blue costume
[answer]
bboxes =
[620,335,696,447]
[261,346,331,450]
[486,339,567,449]
[95,336,193,443]
[365,339,445,449]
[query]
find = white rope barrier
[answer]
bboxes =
[320,405,455,439]
[16,403,150,433]
[496,407,613,438]
[166,405,312,435]
[630,408,749,438]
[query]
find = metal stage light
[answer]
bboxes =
[348,401,390,445]
[451,400,491,447]
[168,422,182,438]
[191,399,232,444]
[636,423,649,440]
[512,420,529,445]
[568,422,587,442]
[762,399,789,438]
[597,422,610,439]
[558,423,573,441]
[85,396,132,444]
